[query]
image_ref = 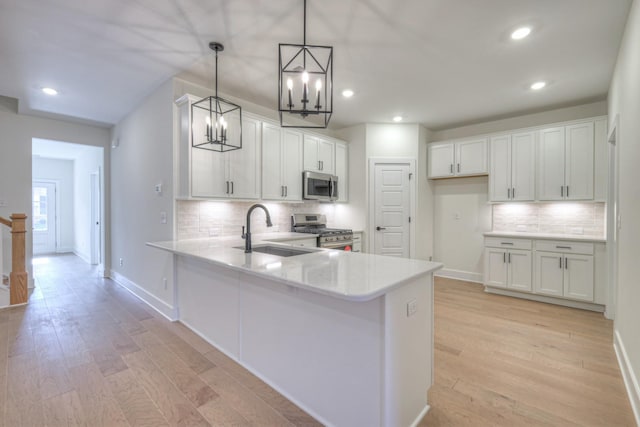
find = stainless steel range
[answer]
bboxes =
[291,214,353,250]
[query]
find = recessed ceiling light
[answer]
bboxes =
[530,81,546,90]
[342,89,354,98]
[42,87,58,95]
[393,116,403,122]
[511,27,531,40]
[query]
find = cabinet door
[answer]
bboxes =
[303,135,320,172]
[489,135,511,201]
[318,138,335,174]
[537,127,566,201]
[282,130,303,201]
[261,123,284,200]
[335,142,348,202]
[507,249,532,292]
[565,122,594,200]
[228,116,261,199]
[456,139,487,176]
[191,146,227,198]
[428,144,455,178]
[564,254,594,301]
[484,248,508,288]
[534,251,564,297]
[511,131,536,201]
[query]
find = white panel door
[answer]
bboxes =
[484,248,507,288]
[261,123,284,200]
[335,142,348,202]
[563,254,594,301]
[282,130,303,201]
[32,181,57,255]
[303,135,320,172]
[511,131,536,201]
[534,251,564,297]
[489,135,511,202]
[317,138,335,174]
[565,122,594,200]
[428,144,455,178]
[191,146,226,197]
[373,164,410,258]
[456,139,487,176]
[507,249,532,292]
[228,116,261,199]
[537,127,566,200]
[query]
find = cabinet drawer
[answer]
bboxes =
[485,237,532,250]
[535,240,593,255]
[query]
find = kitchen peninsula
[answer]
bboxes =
[149,234,442,427]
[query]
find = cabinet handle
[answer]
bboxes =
[512,188,515,199]
[559,257,563,269]
[500,242,514,245]
[556,246,572,249]
[566,186,569,197]
[507,188,511,199]
[450,164,453,174]
[508,253,511,263]
[231,181,234,194]
[285,186,288,197]
[565,257,568,269]
[281,186,284,197]
[561,186,564,197]
[457,163,460,173]
[321,160,324,170]
[503,253,506,263]
[226,181,229,194]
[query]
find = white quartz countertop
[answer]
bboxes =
[147,233,442,302]
[484,231,606,243]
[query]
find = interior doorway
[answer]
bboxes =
[90,171,101,265]
[368,159,416,258]
[606,115,619,320]
[32,181,58,255]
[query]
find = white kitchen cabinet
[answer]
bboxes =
[537,122,594,201]
[352,231,363,253]
[534,251,594,302]
[489,132,535,202]
[484,238,532,292]
[428,138,487,179]
[261,123,303,201]
[304,135,334,174]
[335,142,348,202]
[176,94,260,200]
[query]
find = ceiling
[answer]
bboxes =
[0,0,632,130]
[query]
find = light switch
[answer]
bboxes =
[160,211,167,224]
[0,199,6,207]
[155,183,162,194]
[407,299,418,317]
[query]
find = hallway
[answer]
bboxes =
[1,254,319,426]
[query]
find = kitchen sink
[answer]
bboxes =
[234,244,320,257]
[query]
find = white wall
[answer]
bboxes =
[336,124,367,231]
[110,79,175,317]
[32,157,75,252]
[73,146,103,263]
[0,96,110,285]
[608,0,640,421]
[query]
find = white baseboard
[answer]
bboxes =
[109,270,177,321]
[485,286,605,312]
[56,247,74,254]
[435,268,483,284]
[73,250,91,264]
[614,329,640,425]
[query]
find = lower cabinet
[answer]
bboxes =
[484,247,532,292]
[352,232,363,253]
[534,251,594,302]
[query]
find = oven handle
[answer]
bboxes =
[321,241,354,249]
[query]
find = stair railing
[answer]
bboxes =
[0,213,28,305]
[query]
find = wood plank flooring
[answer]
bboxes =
[421,277,636,427]
[0,256,635,426]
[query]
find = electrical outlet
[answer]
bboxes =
[516,225,526,232]
[0,199,6,207]
[209,228,220,237]
[407,299,418,317]
[453,212,461,220]
[570,227,584,235]
[119,258,124,267]
[160,211,167,224]
[155,183,162,194]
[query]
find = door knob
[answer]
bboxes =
[376,226,386,231]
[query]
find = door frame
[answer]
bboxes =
[367,158,416,258]
[90,170,101,265]
[32,179,60,254]
[605,114,620,320]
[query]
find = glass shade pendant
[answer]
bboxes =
[192,42,242,152]
[278,0,333,128]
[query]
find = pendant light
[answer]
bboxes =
[192,42,242,152]
[278,0,333,128]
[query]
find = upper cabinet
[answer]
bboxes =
[537,122,594,201]
[261,123,303,201]
[428,138,488,179]
[304,135,335,174]
[489,132,535,202]
[335,142,348,202]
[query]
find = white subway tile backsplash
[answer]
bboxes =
[492,202,605,237]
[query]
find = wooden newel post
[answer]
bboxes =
[9,213,28,305]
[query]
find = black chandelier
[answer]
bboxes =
[278,0,333,128]
[191,42,242,152]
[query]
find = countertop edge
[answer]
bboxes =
[483,231,606,243]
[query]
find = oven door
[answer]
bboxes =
[303,171,337,201]
[321,240,354,251]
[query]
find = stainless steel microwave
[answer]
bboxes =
[303,171,338,201]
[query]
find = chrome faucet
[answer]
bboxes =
[242,204,273,253]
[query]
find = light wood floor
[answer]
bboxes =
[421,277,636,427]
[0,256,635,426]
